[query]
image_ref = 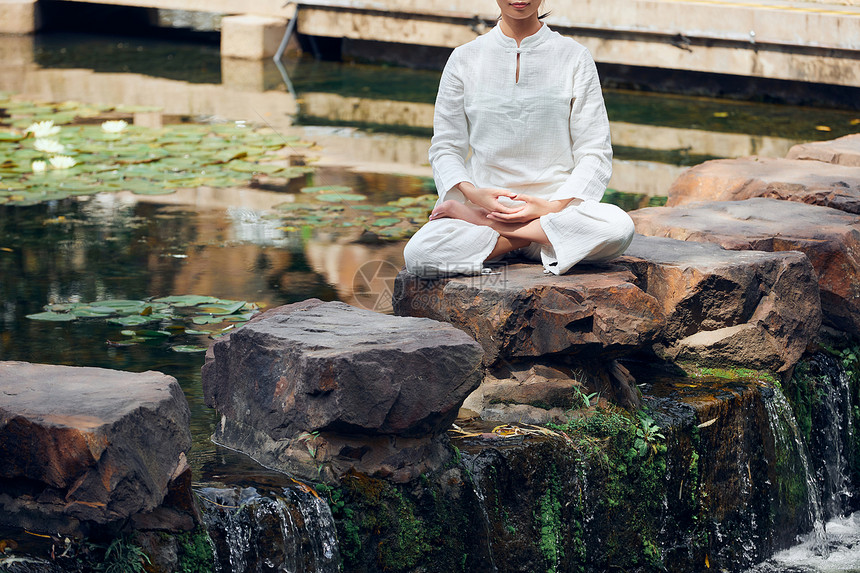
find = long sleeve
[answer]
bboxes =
[428,52,474,202]
[550,50,613,202]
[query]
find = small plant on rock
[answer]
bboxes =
[634,414,666,459]
[97,537,151,573]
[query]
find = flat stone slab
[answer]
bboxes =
[202,299,484,482]
[0,362,192,535]
[666,157,860,214]
[631,197,860,337]
[395,236,819,373]
[787,134,860,167]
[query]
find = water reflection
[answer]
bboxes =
[2,32,857,200]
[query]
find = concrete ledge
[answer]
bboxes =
[221,14,287,60]
[294,5,860,86]
[0,0,41,34]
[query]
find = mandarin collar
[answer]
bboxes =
[491,22,551,53]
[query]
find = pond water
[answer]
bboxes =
[1,29,860,570]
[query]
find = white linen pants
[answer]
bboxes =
[403,199,635,277]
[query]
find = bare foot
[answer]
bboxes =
[429,200,491,226]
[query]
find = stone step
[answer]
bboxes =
[0,361,194,537]
[666,157,860,213]
[787,133,860,167]
[201,299,484,483]
[631,197,859,337]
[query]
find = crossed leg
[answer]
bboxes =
[429,200,548,260]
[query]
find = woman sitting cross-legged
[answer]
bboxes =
[403,0,634,277]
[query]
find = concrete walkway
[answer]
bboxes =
[1,0,858,86]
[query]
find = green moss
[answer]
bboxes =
[318,470,474,573]
[536,473,564,573]
[683,364,778,385]
[176,527,214,573]
[549,408,670,570]
[781,360,820,445]
[376,487,432,569]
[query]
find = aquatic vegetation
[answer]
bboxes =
[101,119,129,133]
[49,155,76,169]
[1,95,434,240]
[25,120,61,138]
[275,192,437,241]
[0,95,311,206]
[33,137,65,154]
[26,295,260,351]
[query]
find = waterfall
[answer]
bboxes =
[809,356,854,520]
[465,467,500,573]
[198,485,341,573]
[763,385,828,556]
[748,352,860,572]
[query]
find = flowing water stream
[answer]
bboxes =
[1,26,859,573]
[748,356,859,573]
[199,486,341,573]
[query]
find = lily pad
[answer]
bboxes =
[171,345,207,353]
[196,300,247,315]
[228,161,284,175]
[192,315,228,325]
[26,311,77,321]
[372,217,402,227]
[71,305,118,317]
[153,295,221,307]
[317,193,367,202]
[300,185,352,194]
[107,315,158,326]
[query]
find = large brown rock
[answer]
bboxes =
[787,134,860,167]
[631,198,860,337]
[0,362,192,536]
[393,263,665,367]
[202,299,484,483]
[394,238,819,375]
[666,157,860,214]
[617,235,820,372]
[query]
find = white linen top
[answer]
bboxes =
[429,24,612,203]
